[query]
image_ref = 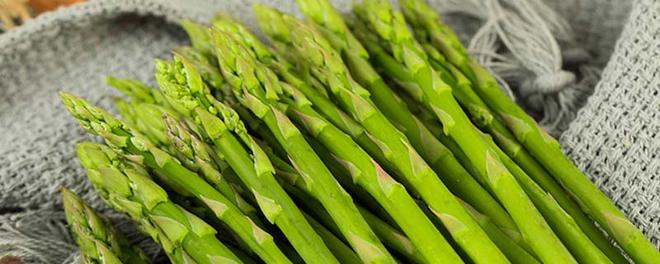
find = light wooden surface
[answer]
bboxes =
[0,0,85,30]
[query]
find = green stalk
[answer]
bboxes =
[219,139,358,264]
[399,1,658,262]
[119,101,176,147]
[284,95,455,263]
[213,13,459,263]
[401,88,613,263]
[162,114,260,222]
[399,2,629,262]
[353,1,575,262]
[290,0,518,236]
[395,91,538,255]
[61,188,151,264]
[255,6,506,264]
[180,20,214,59]
[277,127,429,264]
[303,212,363,264]
[278,166,426,264]
[115,83,262,228]
[357,207,426,264]
[456,199,539,264]
[251,115,395,231]
[376,25,616,262]
[212,26,394,264]
[107,77,164,105]
[419,44,613,262]
[155,57,338,264]
[482,133,612,263]
[75,141,241,264]
[175,47,225,90]
[302,135,399,228]
[61,93,291,264]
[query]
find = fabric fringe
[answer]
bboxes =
[432,0,593,136]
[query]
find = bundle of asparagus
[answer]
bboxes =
[59,0,659,263]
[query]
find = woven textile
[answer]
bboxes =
[560,0,660,247]
[0,0,657,262]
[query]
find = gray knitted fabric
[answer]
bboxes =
[560,0,660,247]
[0,0,657,262]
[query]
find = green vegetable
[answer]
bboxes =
[303,210,364,264]
[398,1,630,262]
[61,93,291,264]
[483,133,612,263]
[256,6,507,264]
[402,88,614,263]
[284,96,452,263]
[212,25,394,264]
[155,56,338,264]
[402,1,658,262]
[292,0,519,237]
[175,47,224,90]
[107,77,165,105]
[353,0,575,262]
[456,199,539,264]
[180,20,214,59]
[266,132,428,264]
[394,88,534,253]
[213,13,456,263]
[357,207,426,264]
[61,187,151,264]
[74,141,241,264]
[162,114,259,221]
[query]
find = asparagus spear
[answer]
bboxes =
[75,141,241,264]
[456,199,539,264]
[302,213,363,264]
[400,1,659,262]
[230,141,361,264]
[401,86,615,263]
[364,25,616,262]
[237,101,398,229]
[399,2,629,262]
[288,183,427,264]
[268,151,426,264]
[119,101,175,147]
[357,207,425,264]
[61,188,151,264]
[162,114,259,221]
[353,1,575,262]
[180,20,214,59]
[306,122,539,263]
[107,77,168,106]
[108,77,181,147]
[285,94,456,262]
[155,57,339,264]
[60,93,291,264]
[175,47,225,90]
[114,84,260,226]
[212,27,395,264]
[214,14,456,263]
[417,49,613,262]
[255,6,506,264]
[306,120,538,264]
[193,131,358,264]
[267,128,428,264]
[213,18,520,257]
[290,0,518,237]
[483,133,612,263]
